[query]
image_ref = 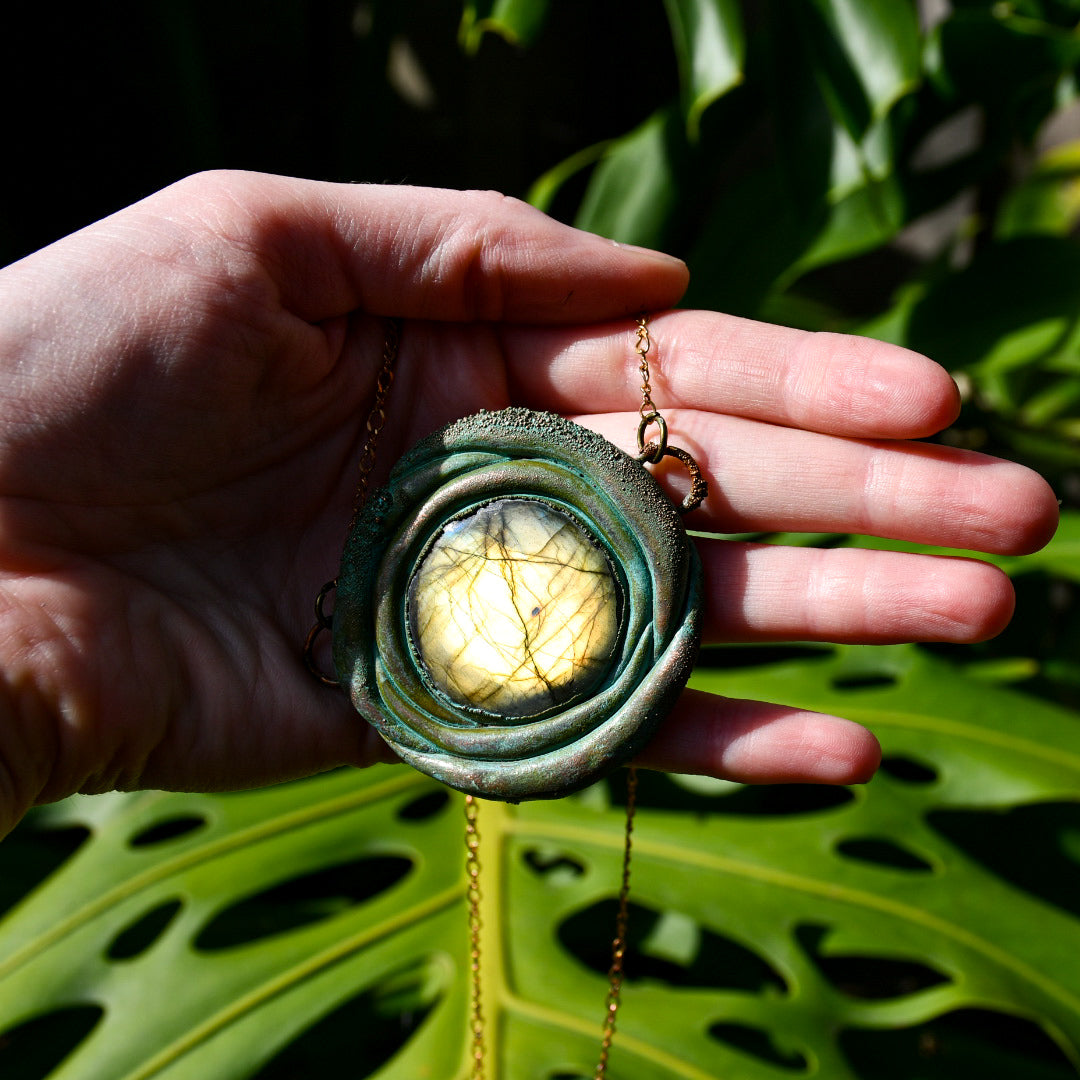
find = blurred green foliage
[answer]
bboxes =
[5,1,1080,1077]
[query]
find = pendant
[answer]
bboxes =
[330,406,703,801]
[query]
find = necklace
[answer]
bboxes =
[305,315,706,1077]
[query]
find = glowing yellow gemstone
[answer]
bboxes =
[408,499,618,717]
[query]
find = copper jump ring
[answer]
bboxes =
[303,579,340,687]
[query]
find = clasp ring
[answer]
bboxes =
[636,411,667,464]
[303,579,341,687]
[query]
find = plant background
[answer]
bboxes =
[4,1,1080,1077]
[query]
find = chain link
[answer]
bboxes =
[465,795,486,1080]
[349,317,401,529]
[634,313,655,420]
[635,313,664,466]
[595,766,638,1079]
[307,314,688,1077]
[464,772,638,1080]
[302,317,402,686]
[633,314,708,513]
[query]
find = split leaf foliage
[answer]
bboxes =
[6,638,1080,1078]
[6,1,1080,1077]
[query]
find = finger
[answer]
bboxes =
[108,172,691,325]
[503,309,960,439]
[700,542,1015,643]
[639,689,881,785]
[578,410,1059,556]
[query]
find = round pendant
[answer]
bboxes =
[332,407,703,801]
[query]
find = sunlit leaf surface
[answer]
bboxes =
[4,641,1080,1077]
[661,0,744,138]
[460,0,550,52]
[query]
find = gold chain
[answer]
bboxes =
[596,765,638,1079]
[305,314,692,1076]
[464,768,638,1080]
[302,317,401,686]
[634,314,667,466]
[464,794,487,1080]
[635,313,656,420]
[633,314,708,515]
[350,317,401,528]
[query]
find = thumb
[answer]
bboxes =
[124,171,691,324]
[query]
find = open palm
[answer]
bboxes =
[0,172,1057,836]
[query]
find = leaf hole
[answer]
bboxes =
[708,1022,809,1072]
[397,789,450,821]
[840,1007,1077,1078]
[879,755,938,784]
[523,847,586,883]
[830,673,898,690]
[106,899,184,960]
[250,963,441,1079]
[620,771,853,815]
[696,644,829,668]
[194,855,413,950]
[797,925,950,1000]
[559,900,787,993]
[0,824,89,919]
[128,815,207,848]
[836,837,935,873]
[0,1006,104,1080]
[928,804,1080,918]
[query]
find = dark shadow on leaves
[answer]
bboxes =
[879,755,938,784]
[396,789,450,821]
[0,824,88,919]
[560,899,787,993]
[709,1021,809,1072]
[617,771,853,816]
[835,837,935,873]
[128,815,207,848]
[797,924,950,1000]
[523,847,586,883]
[249,964,439,1080]
[194,856,413,950]
[928,803,1080,919]
[841,1007,1076,1079]
[0,1006,103,1080]
[106,899,184,960]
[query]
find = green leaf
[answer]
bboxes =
[906,236,1080,412]
[682,153,821,315]
[690,644,1080,1061]
[660,0,745,139]
[931,8,1080,130]
[459,0,550,53]
[0,770,469,1079]
[1004,509,1080,584]
[997,139,1080,240]
[783,169,906,282]
[572,108,687,249]
[812,0,920,126]
[8,642,1080,1076]
[525,140,615,215]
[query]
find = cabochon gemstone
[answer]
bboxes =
[333,406,703,801]
[407,498,618,718]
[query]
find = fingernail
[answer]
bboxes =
[612,239,687,269]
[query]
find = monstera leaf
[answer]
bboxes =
[3,643,1080,1078]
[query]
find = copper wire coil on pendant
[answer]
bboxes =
[331,406,704,801]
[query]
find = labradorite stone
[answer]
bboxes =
[333,405,703,802]
[407,499,618,717]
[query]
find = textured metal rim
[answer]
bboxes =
[332,407,702,801]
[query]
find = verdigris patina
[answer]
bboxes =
[333,406,702,800]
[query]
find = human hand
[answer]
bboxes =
[0,171,1057,835]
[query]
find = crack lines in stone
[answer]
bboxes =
[409,500,618,718]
